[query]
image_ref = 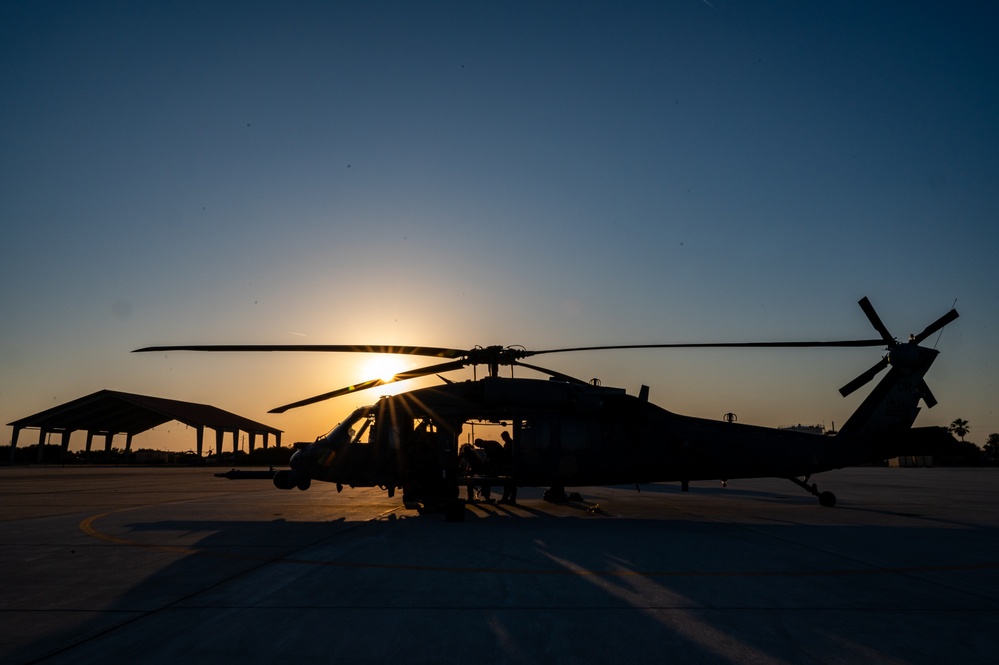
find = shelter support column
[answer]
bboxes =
[125,433,133,454]
[36,428,47,463]
[215,428,224,457]
[104,432,114,463]
[85,431,94,453]
[248,431,257,453]
[9,427,20,463]
[61,431,72,463]
[196,426,204,457]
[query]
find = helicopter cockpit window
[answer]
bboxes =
[350,414,374,445]
[319,407,374,447]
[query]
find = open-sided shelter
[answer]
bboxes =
[7,389,282,462]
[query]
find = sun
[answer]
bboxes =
[362,355,410,384]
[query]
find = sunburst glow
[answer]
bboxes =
[362,355,412,384]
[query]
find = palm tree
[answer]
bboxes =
[949,418,970,442]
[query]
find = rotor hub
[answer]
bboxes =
[888,341,936,370]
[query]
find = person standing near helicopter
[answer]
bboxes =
[500,430,517,504]
[474,438,504,502]
[458,443,484,501]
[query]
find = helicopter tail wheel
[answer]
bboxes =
[788,476,836,507]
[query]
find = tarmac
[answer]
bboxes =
[1,465,998,665]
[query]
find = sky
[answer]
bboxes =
[2,1,997,454]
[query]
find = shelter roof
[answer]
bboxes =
[7,390,282,436]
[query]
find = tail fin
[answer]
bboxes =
[838,343,938,445]
[834,297,958,461]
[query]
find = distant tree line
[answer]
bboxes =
[1,444,294,466]
[984,433,999,463]
[940,418,998,466]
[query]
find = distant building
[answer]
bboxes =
[135,450,174,464]
[889,455,933,468]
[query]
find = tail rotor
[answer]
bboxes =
[838,297,958,403]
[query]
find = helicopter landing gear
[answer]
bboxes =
[544,486,568,502]
[407,478,466,521]
[543,486,582,503]
[444,498,466,522]
[788,475,836,507]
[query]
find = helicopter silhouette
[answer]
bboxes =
[135,297,959,520]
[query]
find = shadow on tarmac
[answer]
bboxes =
[11,499,999,665]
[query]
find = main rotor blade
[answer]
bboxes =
[911,309,959,345]
[838,357,890,397]
[270,378,387,413]
[390,359,470,381]
[268,359,468,413]
[858,297,895,345]
[513,360,590,385]
[134,344,466,357]
[528,340,886,356]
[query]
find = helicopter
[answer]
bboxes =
[135,297,959,520]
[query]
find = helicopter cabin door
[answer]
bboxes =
[515,416,596,486]
[514,418,550,485]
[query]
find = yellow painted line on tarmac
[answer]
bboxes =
[79,509,198,555]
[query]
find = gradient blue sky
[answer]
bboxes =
[3,1,997,453]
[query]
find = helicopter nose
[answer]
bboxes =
[289,449,303,470]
